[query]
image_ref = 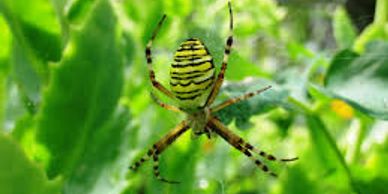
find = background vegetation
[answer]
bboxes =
[0,0,387,193]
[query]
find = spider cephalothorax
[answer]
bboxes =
[130,1,297,184]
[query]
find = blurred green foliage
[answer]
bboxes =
[0,0,388,194]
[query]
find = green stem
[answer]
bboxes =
[374,0,388,25]
[287,96,313,114]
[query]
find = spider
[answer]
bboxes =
[130,1,298,184]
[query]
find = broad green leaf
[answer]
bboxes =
[0,0,62,62]
[215,78,290,129]
[333,6,357,49]
[64,107,130,194]
[36,0,123,178]
[0,133,62,194]
[325,41,388,120]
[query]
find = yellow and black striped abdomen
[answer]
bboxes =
[170,38,215,109]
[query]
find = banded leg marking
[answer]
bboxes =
[153,152,179,184]
[239,137,298,163]
[210,85,272,113]
[129,121,190,183]
[145,14,175,99]
[208,117,278,177]
[205,1,234,107]
[129,148,154,171]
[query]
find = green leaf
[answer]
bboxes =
[11,40,42,114]
[305,115,358,193]
[0,0,62,62]
[36,0,123,178]
[333,6,357,49]
[227,52,269,81]
[215,78,290,129]
[64,107,130,194]
[0,16,11,127]
[0,133,62,194]
[325,41,388,120]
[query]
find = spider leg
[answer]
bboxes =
[210,85,272,113]
[204,1,234,107]
[129,121,190,183]
[145,14,176,99]
[150,92,182,113]
[207,117,278,177]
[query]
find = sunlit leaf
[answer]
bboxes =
[0,0,62,62]
[0,133,62,194]
[36,0,123,179]
[325,41,388,120]
[333,6,357,49]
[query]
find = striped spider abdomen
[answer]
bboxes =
[170,38,215,110]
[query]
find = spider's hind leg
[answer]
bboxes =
[129,121,190,183]
[208,117,297,177]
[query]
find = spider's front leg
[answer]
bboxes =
[145,14,175,99]
[204,1,234,106]
[130,121,190,184]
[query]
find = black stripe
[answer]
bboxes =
[226,36,233,46]
[171,69,214,80]
[176,93,202,100]
[174,54,209,61]
[172,58,213,68]
[174,81,213,95]
[225,47,231,54]
[170,75,214,87]
[171,73,204,80]
[243,150,252,157]
[171,66,214,75]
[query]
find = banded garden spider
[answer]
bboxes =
[130,1,298,184]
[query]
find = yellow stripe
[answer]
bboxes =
[180,40,201,46]
[171,62,213,74]
[172,56,212,66]
[174,49,207,57]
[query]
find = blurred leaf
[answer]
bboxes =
[0,133,62,194]
[278,167,318,194]
[67,0,95,26]
[325,41,388,120]
[64,107,130,194]
[305,115,357,193]
[353,0,388,53]
[11,40,42,114]
[353,143,388,194]
[164,0,192,17]
[0,16,11,128]
[215,78,290,129]
[0,0,62,62]
[227,52,268,81]
[36,0,123,179]
[0,15,11,70]
[333,6,357,49]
